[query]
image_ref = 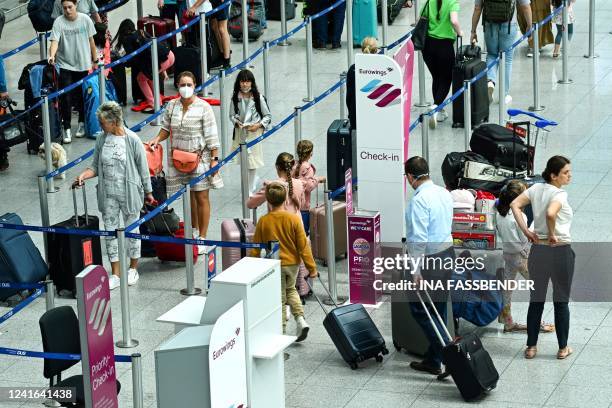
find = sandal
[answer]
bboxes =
[540,322,555,333]
[557,347,573,359]
[524,346,537,359]
[552,53,560,58]
[504,323,528,332]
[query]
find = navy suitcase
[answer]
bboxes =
[309,277,388,369]
[48,185,103,296]
[0,213,48,300]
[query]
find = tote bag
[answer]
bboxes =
[412,0,430,51]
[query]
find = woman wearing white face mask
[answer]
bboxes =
[229,69,271,194]
[148,71,223,254]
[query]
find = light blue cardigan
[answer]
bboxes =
[88,129,153,214]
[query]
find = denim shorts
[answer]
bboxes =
[210,0,230,21]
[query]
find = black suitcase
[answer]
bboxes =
[326,119,353,194]
[110,52,127,105]
[470,123,529,171]
[0,213,48,300]
[377,0,403,24]
[183,20,223,71]
[173,46,202,88]
[309,277,389,369]
[267,0,296,20]
[452,38,489,129]
[48,184,103,296]
[417,290,498,402]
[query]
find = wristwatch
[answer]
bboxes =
[212,156,219,161]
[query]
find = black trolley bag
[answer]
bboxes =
[416,289,498,401]
[452,37,489,128]
[326,119,353,195]
[308,276,389,369]
[48,184,103,296]
[470,123,529,170]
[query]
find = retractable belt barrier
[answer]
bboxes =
[0,347,132,362]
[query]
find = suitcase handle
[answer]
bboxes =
[305,275,338,314]
[71,183,89,227]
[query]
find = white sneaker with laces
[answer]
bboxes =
[295,316,310,342]
[428,105,438,129]
[436,109,448,123]
[108,274,120,290]
[75,122,86,138]
[487,81,495,104]
[63,129,72,144]
[504,94,513,106]
[127,268,139,285]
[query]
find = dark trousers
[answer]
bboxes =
[160,3,180,23]
[409,246,454,367]
[301,210,310,236]
[312,1,346,45]
[422,36,455,106]
[526,244,575,349]
[58,69,88,130]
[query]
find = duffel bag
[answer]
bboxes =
[0,100,28,149]
[459,159,527,195]
[142,204,180,235]
[442,151,489,190]
[470,123,529,170]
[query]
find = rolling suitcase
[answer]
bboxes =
[0,213,48,300]
[353,0,377,46]
[452,38,489,128]
[48,185,103,296]
[417,289,498,401]
[470,123,529,171]
[172,46,203,88]
[326,119,353,194]
[266,0,296,20]
[137,15,177,49]
[220,210,256,269]
[153,222,198,262]
[309,277,389,369]
[309,193,347,264]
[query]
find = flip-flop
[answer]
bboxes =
[557,347,573,359]
[504,323,528,332]
[540,322,555,333]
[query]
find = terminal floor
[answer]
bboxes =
[2,0,612,407]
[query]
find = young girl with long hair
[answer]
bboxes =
[293,140,325,234]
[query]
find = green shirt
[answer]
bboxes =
[423,0,460,40]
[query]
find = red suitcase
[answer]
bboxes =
[137,15,177,49]
[221,217,255,269]
[153,222,198,262]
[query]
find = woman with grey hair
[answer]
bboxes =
[76,101,154,290]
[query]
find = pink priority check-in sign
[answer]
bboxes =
[76,265,119,408]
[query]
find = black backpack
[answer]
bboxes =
[28,0,55,32]
[482,0,515,33]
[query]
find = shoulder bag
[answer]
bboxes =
[412,0,430,51]
[169,101,203,174]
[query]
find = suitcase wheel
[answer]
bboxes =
[392,341,401,352]
[382,347,389,355]
[349,362,358,370]
[375,355,383,363]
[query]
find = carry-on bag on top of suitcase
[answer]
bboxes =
[416,289,498,401]
[137,15,177,49]
[153,221,199,262]
[470,123,529,171]
[220,209,256,269]
[308,276,389,369]
[48,184,103,296]
[309,186,347,264]
[0,213,48,301]
[266,0,296,20]
[441,151,489,190]
[452,37,489,128]
[353,0,378,46]
[377,0,403,25]
[326,119,353,194]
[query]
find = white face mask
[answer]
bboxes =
[179,86,194,99]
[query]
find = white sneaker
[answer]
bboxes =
[295,316,310,342]
[127,268,139,286]
[428,105,438,129]
[192,229,200,239]
[75,122,86,138]
[108,274,120,290]
[504,94,513,106]
[487,81,495,105]
[196,238,210,255]
[63,129,72,144]
[436,109,448,123]
[527,48,533,58]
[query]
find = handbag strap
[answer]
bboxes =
[420,0,431,18]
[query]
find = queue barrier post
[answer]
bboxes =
[294,106,302,147]
[381,0,389,48]
[136,0,144,19]
[115,228,139,348]
[585,0,597,58]
[131,353,144,408]
[304,19,314,102]
[559,0,573,84]
[498,51,507,122]
[42,96,56,194]
[181,184,202,296]
[219,70,228,157]
[241,0,249,61]
[239,142,250,219]
[45,280,55,311]
[37,175,50,262]
[38,33,47,61]
[463,80,471,150]
[323,182,346,305]
[529,25,545,111]
[280,0,289,46]
[98,59,106,106]
[151,36,162,126]
[346,0,354,67]
[339,72,347,120]
[200,14,210,95]
[415,51,429,107]
[420,114,429,163]
[263,41,271,103]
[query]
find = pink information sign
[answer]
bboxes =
[393,38,415,162]
[348,211,382,305]
[345,168,354,216]
[76,265,118,408]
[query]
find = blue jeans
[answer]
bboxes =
[410,300,448,367]
[312,1,346,45]
[555,24,573,45]
[484,22,517,96]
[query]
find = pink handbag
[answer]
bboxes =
[171,147,201,174]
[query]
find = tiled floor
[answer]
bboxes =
[1,0,612,407]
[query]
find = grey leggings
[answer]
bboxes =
[555,24,574,45]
